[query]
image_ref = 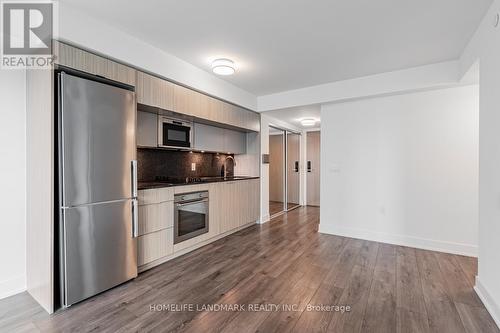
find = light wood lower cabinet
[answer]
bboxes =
[137,228,173,266]
[137,179,260,270]
[137,188,175,267]
[138,201,173,235]
[219,179,260,233]
[138,187,174,205]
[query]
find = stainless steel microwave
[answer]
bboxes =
[158,116,193,149]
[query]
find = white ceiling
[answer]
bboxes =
[61,0,491,96]
[264,105,321,130]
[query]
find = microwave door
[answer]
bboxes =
[161,123,191,148]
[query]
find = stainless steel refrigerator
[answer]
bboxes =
[58,72,138,307]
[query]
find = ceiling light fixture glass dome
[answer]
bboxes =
[301,118,317,127]
[212,58,235,75]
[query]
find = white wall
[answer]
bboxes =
[459,0,500,327]
[320,85,479,256]
[0,70,26,298]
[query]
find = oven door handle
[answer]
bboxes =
[175,199,209,207]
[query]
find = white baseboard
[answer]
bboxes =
[258,215,270,224]
[475,277,500,329]
[319,224,477,257]
[0,275,26,300]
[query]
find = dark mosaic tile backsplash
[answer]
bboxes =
[137,148,234,181]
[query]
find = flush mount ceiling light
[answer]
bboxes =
[301,118,317,127]
[212,58,235,75]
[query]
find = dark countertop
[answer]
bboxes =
[138,176,260,190]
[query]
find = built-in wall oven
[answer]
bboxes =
[158,116,193,149]
[174,191,209,244]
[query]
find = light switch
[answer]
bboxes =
[191,163,196,171]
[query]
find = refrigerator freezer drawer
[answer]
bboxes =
[61,199,137,306]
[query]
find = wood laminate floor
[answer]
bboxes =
[1,207,498,333]
[269,201,300,216]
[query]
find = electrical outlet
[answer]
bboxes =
[191,163,196,171]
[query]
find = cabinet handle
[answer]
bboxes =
[131,160,138,197]
[132,199,139,238]
[307,161,312,172]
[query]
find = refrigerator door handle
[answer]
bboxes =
[132,199,139,238]
[131,160,138,198]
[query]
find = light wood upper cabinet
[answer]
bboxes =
[222,102,260,132]
[222,103,240,127]
[245,111,261,132]
[54,41,102,75]
[136,72,174,110]
[54,41,136,86]
[54,42,259,132]
[106,60,136,87]
[173,84,205,117]
[173,84,194,116]
[207,96,223,122]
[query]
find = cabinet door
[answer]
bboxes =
[106,59,136,86]
[221,101,259,131]
[55,41,102,75]
[137,111,158,148]
[54,41,135,86]
[174,84,206,117]
[138,188,174,205]
[222,103,238,127]
[138,201,174,236]
[250,179,260,222]
[194,92,210,119]
[220,182,235,232]
[239,180,259,226]
[245,111,261,132]
[239,181,250,226]
[207,97,223,123]
[136,72,174,110]
[137,228,173,266]
[208,183,222,236]
[194,123,224,152]
[224,129,247,154]
[173,84,191,115]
